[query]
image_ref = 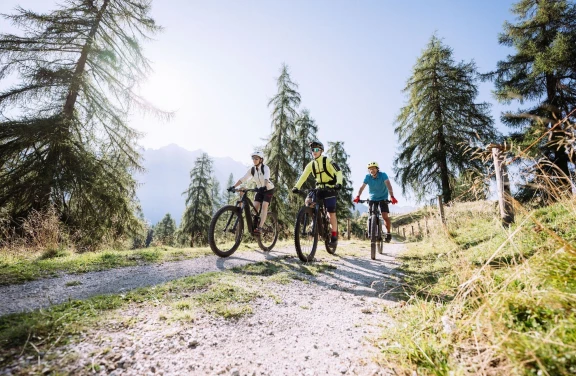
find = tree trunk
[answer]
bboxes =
[63,0,110,119]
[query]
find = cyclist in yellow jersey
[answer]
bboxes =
[292,140,343,246]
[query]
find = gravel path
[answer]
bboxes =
[1,240,406,375]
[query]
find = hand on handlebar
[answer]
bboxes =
[353,195,360,204]
[291,187,299,194]
[334,183,342,190]
[227,186,236,192]
[391,195,398,204]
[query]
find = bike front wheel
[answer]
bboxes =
[208,205,243,257]
[370,215,378,260]
[294,206,318,262]
[257,212,278,252]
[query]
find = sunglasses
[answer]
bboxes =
[311,148,322,153]
[252,156,260,160]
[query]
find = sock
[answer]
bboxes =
[332,231,337,237]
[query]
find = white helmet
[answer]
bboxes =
[251,151,264,160]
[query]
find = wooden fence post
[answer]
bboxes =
[490,144,515,226]
[347,219,351,240]
[437,195,446,225]
[402,228,405,237]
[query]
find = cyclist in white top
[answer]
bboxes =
[228,151,275,234]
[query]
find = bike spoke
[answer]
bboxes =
[294,207,317,262]
[209,206,243,257]
[257,213,278,252]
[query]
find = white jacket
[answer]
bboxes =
[239,164,275,190]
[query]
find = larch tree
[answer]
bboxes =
[209,175,222,214]
[394,35,497,204]
[288,108,319,216]
[223,173,236,204]
[326,141,354,222]
[484,0,576,202]
[264,63,301,224]
[180,153,213,247]
[154,213,176,246]
[0,0,167,249]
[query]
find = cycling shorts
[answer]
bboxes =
[307,190,337,213]
[370,200,390,214]
[254,188,275,203]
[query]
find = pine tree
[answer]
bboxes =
[484,0,576,201]
[294,109,319,172]
[394,35,497,204]
[264,64,301,224]
[223,173,235,204]
[210,175,222,214]
[326,141,354,221]
[180,153,213,247]
[0,0,166,249]
[154,213,176,246]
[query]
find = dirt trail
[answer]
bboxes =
[1,241,406,376]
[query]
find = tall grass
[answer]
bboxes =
[376,197,576,375]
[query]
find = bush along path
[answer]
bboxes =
[0,240,406,375]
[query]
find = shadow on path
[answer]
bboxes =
[0,241,406,317]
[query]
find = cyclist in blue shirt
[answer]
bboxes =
[353,162,398,243]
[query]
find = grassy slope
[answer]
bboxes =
[376,199,576,375]
[0,240,293,285]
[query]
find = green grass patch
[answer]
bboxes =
[376,199,576,375]
[0,246,215,285]
[0,240,295,286]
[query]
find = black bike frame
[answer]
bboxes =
[302,188,332,239]
[360,199,391,236]
[235,188,264,232]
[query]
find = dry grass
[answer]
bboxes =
[375,196,576,375]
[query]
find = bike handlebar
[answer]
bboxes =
[357,199,392,204]
[229,187,260,193]
[293,187,338,196]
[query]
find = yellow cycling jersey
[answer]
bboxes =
[294,156,343,189]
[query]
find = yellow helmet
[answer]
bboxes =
[367,162,379,169]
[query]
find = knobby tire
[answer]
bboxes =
[208,205,243,257]
[294,206,318,262]
[370,215,378,260]
[257,212,278,252]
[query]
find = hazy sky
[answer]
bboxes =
[1,0,519,206]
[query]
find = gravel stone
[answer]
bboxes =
[1,241,404,375]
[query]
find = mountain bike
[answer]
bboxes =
[293,188,338,262]
[358,199,391,260]
[208,187,278,257]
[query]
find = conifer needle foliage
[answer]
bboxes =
[484,0,576,203]
[0,0,167,249]
[394,35,497,204]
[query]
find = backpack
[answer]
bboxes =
[251,163,265,176]
[312,156,338,185]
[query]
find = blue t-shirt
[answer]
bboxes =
[363,171,389,201]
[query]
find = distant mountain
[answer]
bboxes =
[135,144,249,225]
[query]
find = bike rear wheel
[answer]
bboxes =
[324,217,337,254]
[294,206,318,262]
[208,205,243,257]
[257,212,278,252]
[370,215,378,260]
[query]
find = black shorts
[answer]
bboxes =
[307,189,337,213]
[254,188,275,203]
[370,200,390,214]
